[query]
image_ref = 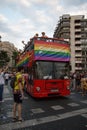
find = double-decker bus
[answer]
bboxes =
[16,37,71,98]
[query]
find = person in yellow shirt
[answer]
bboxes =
[12,67,24,122]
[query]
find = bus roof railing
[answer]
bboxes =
[33,37,69,44]
[23,37,70,53]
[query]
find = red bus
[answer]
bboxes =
[16,37,71,98]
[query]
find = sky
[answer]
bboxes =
[0,0,87,50]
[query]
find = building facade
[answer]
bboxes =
[53,14,87,72]
[81,19,87,72]
[0,41,18,68]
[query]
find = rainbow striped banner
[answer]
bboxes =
[34,41,70,61]
[16,40,71,67]
[16,52,29,67]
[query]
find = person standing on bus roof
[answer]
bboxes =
[41,32,48,38]
[34,33,39,37]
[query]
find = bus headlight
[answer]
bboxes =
[36,87,40,91]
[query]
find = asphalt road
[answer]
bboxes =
[0,84,87,130]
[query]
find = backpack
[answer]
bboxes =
[10,76,17,89]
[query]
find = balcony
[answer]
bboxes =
[75,53,82,57]
[75,41,81,44]
[61,29,70,33]
[75,23,81,26]
[75,47,82,50]
[62,23,70,27]
[75,29,81,32]
[75,60,82,63]
[75,35,81,38]
[75,67,82,70]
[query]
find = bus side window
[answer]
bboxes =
[28,74,33,85]
[28,68,33,85]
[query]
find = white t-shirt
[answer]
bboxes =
[4,73,9,80]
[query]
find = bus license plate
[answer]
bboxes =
[51,89,59,92]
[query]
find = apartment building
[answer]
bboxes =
[53,14,87,72]
[81,19,87,72]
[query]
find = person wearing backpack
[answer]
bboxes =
[12,67,24,122]
[10,72,16,90]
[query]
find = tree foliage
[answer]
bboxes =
[0,50,10,67]
[12,51,18,59]
[12,51,18,66]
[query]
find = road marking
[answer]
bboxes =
[3,96,28,101]
[68,102,80,107]
[81,113,87,118]
[51,105,64,110]
[81,100,87,104]
[31,108,45,114]
[0,108,87,130]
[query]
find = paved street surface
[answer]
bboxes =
[0,83,87,130]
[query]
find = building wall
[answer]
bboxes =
[70,16,76,72]
[81,19,87,71]
[53,14,85,72]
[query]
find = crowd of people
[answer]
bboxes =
[70,71,87,96]
[0,66,87,124]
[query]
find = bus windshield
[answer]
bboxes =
[34,61,70,79]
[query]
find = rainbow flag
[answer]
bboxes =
[34,41,70,62]
[16,40,71,67]
[16,52,29,67]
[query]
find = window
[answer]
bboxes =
[35,61,70,79]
